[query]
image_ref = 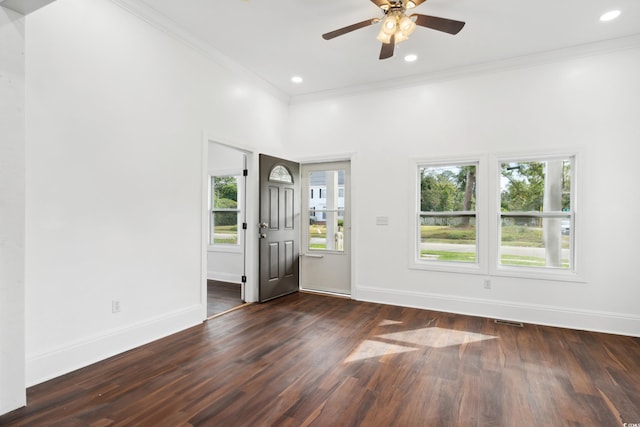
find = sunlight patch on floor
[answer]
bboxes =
[344,322,497,363]
[344,340,418,363]
[378,319,403,326]
[377,327,497,349]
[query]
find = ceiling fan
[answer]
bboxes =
[322,0,465,60]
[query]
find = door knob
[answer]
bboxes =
[259,222,269,229]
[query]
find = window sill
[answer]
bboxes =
[409,260,485,275]
[409,259,585,283]
[491,266,586,283]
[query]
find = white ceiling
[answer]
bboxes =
[133,0,640,98]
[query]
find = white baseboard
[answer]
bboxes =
[207,271,242,284]
[355,286,640,337]
[25,304,203,387]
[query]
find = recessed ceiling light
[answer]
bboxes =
[600,10,621,22]
[291,76,303,84]
[404,54,418,63]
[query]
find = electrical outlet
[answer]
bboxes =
[112,300,121,313]
[483,279,491,290]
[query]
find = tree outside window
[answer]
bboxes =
[419,163,477,263]
[210,176,240,245]
[499,158,573,270]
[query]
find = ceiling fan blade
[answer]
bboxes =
[412,14,465,35]
[322,19,377,40]
[379,34,395,60]
[406,0,427,8]
[370,0,390,9]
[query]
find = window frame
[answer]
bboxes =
[209,173,242,251]
[410,150,584,282]
[410,156,487,275]
[489,151,583,282]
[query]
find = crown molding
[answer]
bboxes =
[290,33,640,105]
[108,0,290,105]
[0,0,56,15]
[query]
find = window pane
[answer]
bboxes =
[500,159,571,212]
[308,169,345,252]
[213,176,238,208]
[269,165,293,183]
[212,212,238,245]
[419,164,477,264]
[420,165,476,212]
[500,215,570,269]
[419,215,477,262]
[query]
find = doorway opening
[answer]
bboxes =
[206,142,248,317]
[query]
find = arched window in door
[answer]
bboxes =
[269,165,293,183]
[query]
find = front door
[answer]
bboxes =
[300,161,351,295]
[258,154,300,302]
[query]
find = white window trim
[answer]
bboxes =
[409,155,488,275]
[409,149,585,283]
[489,149,585,283]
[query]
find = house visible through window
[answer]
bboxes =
[418,163,477,264]
[210,175,241,245]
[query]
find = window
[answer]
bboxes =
[412,152,580,281]
[307,169,345,252]
[499,156,574,271]
[210,175,241,245]
[269,165,293,183]
[417,163,478,264]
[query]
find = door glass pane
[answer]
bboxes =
[308,170,345,252]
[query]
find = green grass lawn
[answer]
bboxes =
[420,250,569,267]
[309,225,327,238]
[420,250,476,262]
[213,225,238,244]
[421,225,569,248]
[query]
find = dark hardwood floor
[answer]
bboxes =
[207,280,244,317]
[2,292,639,426]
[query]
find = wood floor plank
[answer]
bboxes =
[2,292,639,426]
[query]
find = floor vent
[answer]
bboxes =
[494,319,524,327]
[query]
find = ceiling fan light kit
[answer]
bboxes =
[322,0,465,60]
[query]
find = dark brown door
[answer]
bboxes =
[259,154,300,302]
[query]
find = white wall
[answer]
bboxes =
[24,0,287,387]
[0,6,26,414]
[10,0,639,413]
[288,47,640,336]
[207,142,245,283]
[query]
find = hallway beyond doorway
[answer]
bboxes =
[207,280,243,317]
